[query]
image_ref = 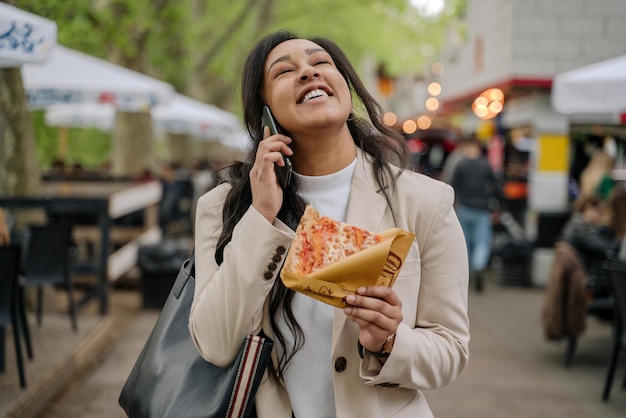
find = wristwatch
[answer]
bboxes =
[359,333,396,358]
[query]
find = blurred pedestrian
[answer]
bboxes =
[440,139,468,184]
[606,186,626,260]
[450,135,502,292]
[0,207,10,246]
[46,159,67,179]
[191,159,216,203]
[67,162,87,179]
[134,167,157,184]
[561,195,618,299]
[578,149,615,202]
[158,161,194,235]
[189,30,469,418]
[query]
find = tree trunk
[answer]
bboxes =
[165,132,192,165]
[111,111,155,178]
[0,68,41,196]
[193,140,246,166]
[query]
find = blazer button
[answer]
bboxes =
[267,262,277,272]
[263,271,273,280]
[272,254,282,263]
[276,245,286,255]
[334,357,347,372]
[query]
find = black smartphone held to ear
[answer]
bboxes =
[262,105,292,189]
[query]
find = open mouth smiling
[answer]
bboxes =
[299,88,332,104]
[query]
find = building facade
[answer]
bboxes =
[430,0,626,285]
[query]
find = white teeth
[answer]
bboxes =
[301,89,328,103]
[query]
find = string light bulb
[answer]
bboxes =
[472,88,504,119]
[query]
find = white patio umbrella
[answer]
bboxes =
[551,55,626,122]
[45,94,250,150]
[152,94,249,149]
[22,45,175,110]
[45,102,115,131]
[0,3,57,67]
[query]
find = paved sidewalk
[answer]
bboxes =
[0,287,144,418]
[3,273,626,417]
[41,302,157,418]
[426,282,626,417]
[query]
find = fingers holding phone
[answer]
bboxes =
[249,115,293,223]
[262,125,292,158]
[260,125,293,171]
[262,106,293,189]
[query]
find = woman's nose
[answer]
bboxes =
[300,67,320,81]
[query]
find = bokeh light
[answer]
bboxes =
[402,119,417,134]
[427,82,442,96]
[417,115,432,130]
[425,97,440,111]
[383,111,398,126]
[431,62,444,75]
[472,88,504,120]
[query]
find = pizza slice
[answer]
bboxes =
[283,205,384,275]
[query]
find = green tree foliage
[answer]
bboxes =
[13,0,464,168]
[271,0,444,75]
[16,0,463,98]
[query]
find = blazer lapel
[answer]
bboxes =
[332,148,390,354]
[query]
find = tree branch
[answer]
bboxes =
[195,0,258,72]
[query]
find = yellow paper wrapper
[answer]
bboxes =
[280,227,415,308]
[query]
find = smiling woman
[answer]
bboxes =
[189,30,470,418]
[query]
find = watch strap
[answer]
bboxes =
[357,334,396,358]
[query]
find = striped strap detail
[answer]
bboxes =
[226,336,264,418]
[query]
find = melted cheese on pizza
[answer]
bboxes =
[287,205,383,275]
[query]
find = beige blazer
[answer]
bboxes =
[190,149,470,418]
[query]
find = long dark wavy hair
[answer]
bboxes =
[214,30,409,380]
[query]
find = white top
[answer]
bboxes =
[294,158,356,222]
[276,158,356,418]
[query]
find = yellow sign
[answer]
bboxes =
[537,135,569,172]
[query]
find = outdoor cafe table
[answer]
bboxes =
[0,179,162,314]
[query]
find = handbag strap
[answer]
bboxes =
[188,248,195,275]
[172,249,195,299]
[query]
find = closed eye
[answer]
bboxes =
[272,66,294,78]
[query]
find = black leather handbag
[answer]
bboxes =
[119,250,274,418]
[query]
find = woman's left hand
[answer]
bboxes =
[344,286,403,353]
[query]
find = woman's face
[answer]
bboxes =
[262,39,352,138]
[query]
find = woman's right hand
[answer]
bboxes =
[250,126,293,223]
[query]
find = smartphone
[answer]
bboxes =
[262,105,292,189]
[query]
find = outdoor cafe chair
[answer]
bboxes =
[601,259,626,401]
[20,225,78,332]
[5,230,34,359]
[0,246,30,388]
[542,240,615,367]
[564,295,615,367]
